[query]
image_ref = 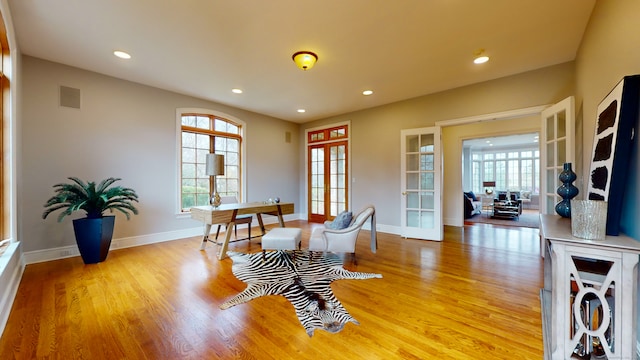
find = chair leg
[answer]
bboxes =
[215,225,222,240]
[234,224,238,239]
[248,223,251,240]
[351,252,357,266]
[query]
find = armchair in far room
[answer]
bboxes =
[495,191,523,215]
[214,196,253,241]
[308,205,377,264]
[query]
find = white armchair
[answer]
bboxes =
[308,205,377,262]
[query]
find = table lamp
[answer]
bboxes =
[482,181,496,195]
[205,153,224,207]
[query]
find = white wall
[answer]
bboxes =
[20,56,301,254]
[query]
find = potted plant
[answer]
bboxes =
[42,177,139,264]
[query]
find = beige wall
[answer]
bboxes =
[20,56,300,253]
[573,0,640,343]
[17,0,640,248]
[301,62,574,227]
[575,0,640,240]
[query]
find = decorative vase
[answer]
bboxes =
[72,215,116,264]
[555,163,579,218]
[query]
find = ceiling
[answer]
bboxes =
[463,133,539,151]
[8,0,596,123]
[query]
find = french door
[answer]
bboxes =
[400,126,443,241]
[540,96,575,214]
[308,140,348,223]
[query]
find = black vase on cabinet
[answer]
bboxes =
[555,163,579,218]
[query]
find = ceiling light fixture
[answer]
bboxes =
[297,109,306,113]
[473,49,489,64]
[292,51,318,71]
[232,88,243,94]
[113,50,131,59]
[362,90,373,96]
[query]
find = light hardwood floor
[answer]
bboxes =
[0,221,544,359]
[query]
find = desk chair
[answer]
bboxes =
[214,196,253,241]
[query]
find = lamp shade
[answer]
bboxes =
[292,51,318,70]
[205,154,224,176]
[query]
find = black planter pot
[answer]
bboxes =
[72,216,115,264]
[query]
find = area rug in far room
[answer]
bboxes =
[220,250,382,336]
[466,209,540,228]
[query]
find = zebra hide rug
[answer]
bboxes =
[220,250,382,336]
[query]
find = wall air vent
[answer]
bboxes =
[59,85,81,109]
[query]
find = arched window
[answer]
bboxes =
[178,109,244,212]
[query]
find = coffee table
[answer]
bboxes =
[492,201,520,220]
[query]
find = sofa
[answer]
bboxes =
[463,191,481,218]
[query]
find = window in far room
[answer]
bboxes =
[467,135,540,195]
[178,110,243,212]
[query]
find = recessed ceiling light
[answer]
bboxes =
[297,109,306,113]
[232,88,243,94]
[113,50,131,59]
[473,48,489,64]
[474,55,489,64]
[362,90,373,96]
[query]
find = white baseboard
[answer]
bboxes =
[362,222,401,236]
[0,242,25,337]
[23,213,301,265]
[443,216,462,227]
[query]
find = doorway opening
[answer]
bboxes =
[462,133,540,228]
[307,124,350,223]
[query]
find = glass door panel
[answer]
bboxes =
[329,143,347,217]
[540,97,575,215]
[308,140,348,222]
[401,127,442,241]
[309,145,325,219]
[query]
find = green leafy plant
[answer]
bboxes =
[43,177,139,222]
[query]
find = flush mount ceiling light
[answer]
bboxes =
[292,51,318,70]
[473,49,489,64]
[113,50,131,59]
[362,90,374,96]
[231,88,243,94]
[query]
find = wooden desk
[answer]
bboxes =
[190,202,294,260]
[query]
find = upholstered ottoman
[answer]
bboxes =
[261,227,302,252]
